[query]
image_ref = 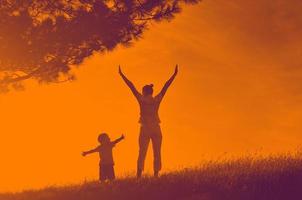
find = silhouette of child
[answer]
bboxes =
[82,133,125,182]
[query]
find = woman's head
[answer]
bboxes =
[142,84,154,96]
[98,133,110,144]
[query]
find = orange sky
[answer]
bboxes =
[1,0,302,192]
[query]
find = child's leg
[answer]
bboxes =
[100,165,115,181]
[107,165,115,181]
[99,165,107,182]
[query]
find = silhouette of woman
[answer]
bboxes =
[119,65,178,177]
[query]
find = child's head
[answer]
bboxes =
[142,84,154,96]
[98,133,110,144]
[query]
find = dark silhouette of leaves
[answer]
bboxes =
[0,0,200,92]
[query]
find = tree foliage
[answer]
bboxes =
[0,0,200,91]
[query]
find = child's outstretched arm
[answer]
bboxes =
[112,134,125,145]
[82,146,99,157]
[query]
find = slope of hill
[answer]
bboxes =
[1,154,302,200]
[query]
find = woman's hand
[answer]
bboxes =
[174,65,179,76]
[118,65,123,76]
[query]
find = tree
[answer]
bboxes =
[0,0,200,92]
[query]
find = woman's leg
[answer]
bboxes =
[151,125,162,177]
[137,126,150,178]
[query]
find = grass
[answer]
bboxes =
[1,153,302,200]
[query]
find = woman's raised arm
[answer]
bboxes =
[157,65,178,98]
[119,66,141,99]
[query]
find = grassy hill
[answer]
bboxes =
[1,153,302,200]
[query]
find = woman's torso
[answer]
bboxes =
[138,95,162,125]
